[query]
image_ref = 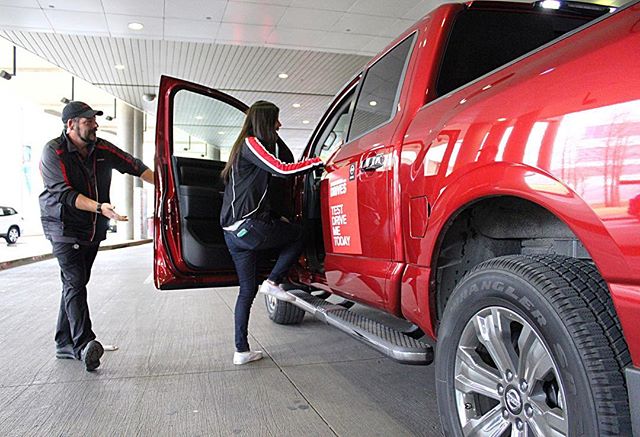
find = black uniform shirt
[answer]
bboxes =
[39,131,148,243]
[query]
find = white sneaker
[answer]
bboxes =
[258,280,295,302]
[233,350,263,365]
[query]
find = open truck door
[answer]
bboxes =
[153,75,250,290]
[153,76,295,290]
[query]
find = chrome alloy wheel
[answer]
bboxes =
[265,294,278,312]
[7,227,19,244]
[454,306,568,436]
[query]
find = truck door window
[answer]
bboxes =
[172,89,245,162]
[436,8,600,97]
[313,94,354,162]
[348,34,415,141]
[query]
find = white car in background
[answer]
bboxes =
[0,206,24,244]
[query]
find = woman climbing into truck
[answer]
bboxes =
[219,100,323,365]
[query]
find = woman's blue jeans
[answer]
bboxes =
[223,217,304,352]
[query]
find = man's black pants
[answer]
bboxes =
[51,242,100,359]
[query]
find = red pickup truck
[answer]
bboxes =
[154,1,640,435]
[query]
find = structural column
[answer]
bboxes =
[117,100,134,240]
[133,109,145,239]
[207,144,220,160]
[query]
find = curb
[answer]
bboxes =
[0,239,152,271]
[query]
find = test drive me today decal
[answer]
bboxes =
[328,163,362,254]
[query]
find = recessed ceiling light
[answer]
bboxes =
[292,103,301,108]
[302,120,310,124]
[195,115,203,120]
[114,64,125,70]
[369,100,377,106]
[128,22,144,31]
[278,73,289,79]
[218,131,225,135]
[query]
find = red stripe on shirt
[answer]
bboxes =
[56,153,71,186]
[96,143,136,167]
[245,137,321,175]
[60,159,71,186]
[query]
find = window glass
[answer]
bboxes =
[312,93,355,162]
[319,111,350,162]
[349,35,414,140]
[436,9,596,97]
[0,208,5,217]
[172,89,246,162]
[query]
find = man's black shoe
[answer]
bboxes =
[81,340,104,372]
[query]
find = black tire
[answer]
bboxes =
[435,255,631,436]
[5,226,19,244]
[264,284,305,325]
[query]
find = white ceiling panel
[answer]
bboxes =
[164,18,220,42]
[386,18,419,38]
[222,2,287,26]
[360,36,393,56]
[216,23,273,44]
[290,0,357,12]
[101,0,165,18]
[0,5,51,31]
[1,0,39,6]
[350,0,418,17]
[40,0,103,13]
[0,0,438,56]
[331,13,397,36]
[0,30,367,105]
[403,0,442,20]
[45,10,109,35]
[278,7,343,30]
[233,0,293,6]
[318,31,372,53]
[266,27,327,49]
[106,14,164,38]
[165,0,227,20]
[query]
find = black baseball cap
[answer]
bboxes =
[62,101,103,123]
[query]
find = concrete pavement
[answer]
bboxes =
[0,244,443,436]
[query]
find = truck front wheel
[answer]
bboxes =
[435,255,631,436]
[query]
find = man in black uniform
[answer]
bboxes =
[39,101,154,371]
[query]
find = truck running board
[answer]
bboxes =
[286,289,434,365]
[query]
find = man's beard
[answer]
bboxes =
[77,126,97,144]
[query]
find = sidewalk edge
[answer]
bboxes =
[0,239,152,271]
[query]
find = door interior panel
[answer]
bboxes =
[172,156,234,270]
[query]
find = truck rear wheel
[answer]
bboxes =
[435,255,631,436]
[264,283,305,325]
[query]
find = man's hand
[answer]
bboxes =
[100,203,128,221]
[141,169,154,185]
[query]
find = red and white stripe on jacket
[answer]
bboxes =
[245,137,321,175]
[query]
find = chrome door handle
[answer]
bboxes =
[361,154,385,171]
